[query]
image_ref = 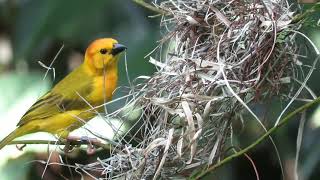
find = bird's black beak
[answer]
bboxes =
[111,43,127,55]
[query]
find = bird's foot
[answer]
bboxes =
[63,136,100,154]
[62,139,74,153]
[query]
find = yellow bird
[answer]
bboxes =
[0,38,126,150]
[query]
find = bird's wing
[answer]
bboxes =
[17,66,94,126]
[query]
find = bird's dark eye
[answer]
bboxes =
[100,48,107,54]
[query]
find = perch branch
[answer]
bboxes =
[8,139,112,151]
[192,96,320,179]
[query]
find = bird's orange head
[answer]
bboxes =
[84,38,126,72]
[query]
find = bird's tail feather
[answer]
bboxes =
[0,125,34,150]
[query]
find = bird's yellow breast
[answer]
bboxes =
[88,68,118,106]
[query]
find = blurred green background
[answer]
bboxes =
[0,0,319,180]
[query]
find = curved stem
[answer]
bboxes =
[291,2,320,24]
[192,96,320,179]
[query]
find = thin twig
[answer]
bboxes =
[132,0,167,15]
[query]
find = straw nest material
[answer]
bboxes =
[79,0,314,179]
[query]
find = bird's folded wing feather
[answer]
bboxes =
[17,67,94,126]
